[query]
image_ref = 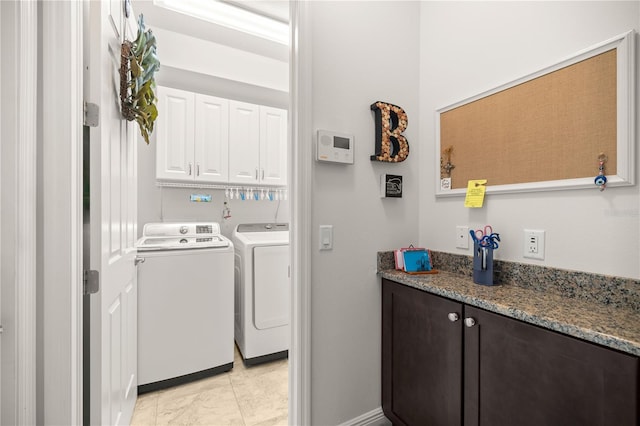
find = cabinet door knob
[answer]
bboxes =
[188,163,192,176]
[196,163,200,176]
[464,317,476,327]
[447,312,460,322]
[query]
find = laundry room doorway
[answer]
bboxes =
[126,0,310,424]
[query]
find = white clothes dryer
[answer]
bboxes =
[136,222,234,393]
[233,223,290,365]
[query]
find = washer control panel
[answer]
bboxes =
[237,223,289,233]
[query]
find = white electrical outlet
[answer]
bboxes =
[524,229,545,260]
[456,226,469,249]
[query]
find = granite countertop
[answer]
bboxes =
[378,253,640,357]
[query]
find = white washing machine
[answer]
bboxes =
[233,223,290,365]
[136,222,234,393]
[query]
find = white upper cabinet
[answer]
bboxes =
[156,86,229,183]
[260,106,288,186]
[195,94,229,182]
[157,86,287,186]
[229,101,288,185]
[156,86,196,182]
[228,100,261,184]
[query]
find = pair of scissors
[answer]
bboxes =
[474,225,493,240]
[469,225,500,249]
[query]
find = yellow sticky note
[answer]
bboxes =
[464,180,487,208]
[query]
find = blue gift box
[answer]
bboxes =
[403,250,432,272]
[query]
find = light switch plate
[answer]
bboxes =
[319,225,333,250]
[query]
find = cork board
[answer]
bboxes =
[436,31,635,195]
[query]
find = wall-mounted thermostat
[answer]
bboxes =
[316,130,354,164]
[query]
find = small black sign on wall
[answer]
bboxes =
[381,174,403,198]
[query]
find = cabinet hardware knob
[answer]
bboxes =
[188,163,192,176]
[134,256,145,266]
[197,163,200,176]
[447,312,460,322]
[464,317,476,327]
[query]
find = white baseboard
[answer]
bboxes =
[338,407,391,426]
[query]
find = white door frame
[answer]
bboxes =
[41,1,84,425]
[289,1,312,425]
[1,1,37,425]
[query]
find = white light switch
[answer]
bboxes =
[319,225,333,250]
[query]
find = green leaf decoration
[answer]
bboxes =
[119,13,160,144]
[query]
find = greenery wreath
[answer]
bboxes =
[120,14,160,144]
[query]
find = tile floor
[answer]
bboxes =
[131,345,288,426]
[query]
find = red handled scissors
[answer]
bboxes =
[474,225,494,240]
[470,225,500,249]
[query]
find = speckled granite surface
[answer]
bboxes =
[377,251,640,356]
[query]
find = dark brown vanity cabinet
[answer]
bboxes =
[381,278,639,426]
[382,278,463,425]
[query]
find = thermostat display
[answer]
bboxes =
[316,130,354,164]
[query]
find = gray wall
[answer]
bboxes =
[419,1,640,279]
[309,2,420,424]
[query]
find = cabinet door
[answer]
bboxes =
[156,87,195,181]
[382,279,463,426]
[464,306,639,426]
[195,94,229,183]
[259,106,288,185]
[228,100,260,184]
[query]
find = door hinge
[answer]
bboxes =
[84,269,100,295]
[83,102,100,127]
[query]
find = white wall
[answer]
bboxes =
[419,1,640,279]
[309,2,420,424]
[153,27,288,92]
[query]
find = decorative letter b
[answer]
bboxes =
[370,101,409,162]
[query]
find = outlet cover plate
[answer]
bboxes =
[456,226,469,249]
[524,229,545,260]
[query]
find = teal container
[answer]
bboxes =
[403,250,431,272]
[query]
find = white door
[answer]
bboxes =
[229,100,260,184]
[260,106,288,185]
[156,86,195,181]
[87,2,138,425]
[195,94,229,182]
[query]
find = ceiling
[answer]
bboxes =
[132,0,289,61]
[223,0,289,23]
